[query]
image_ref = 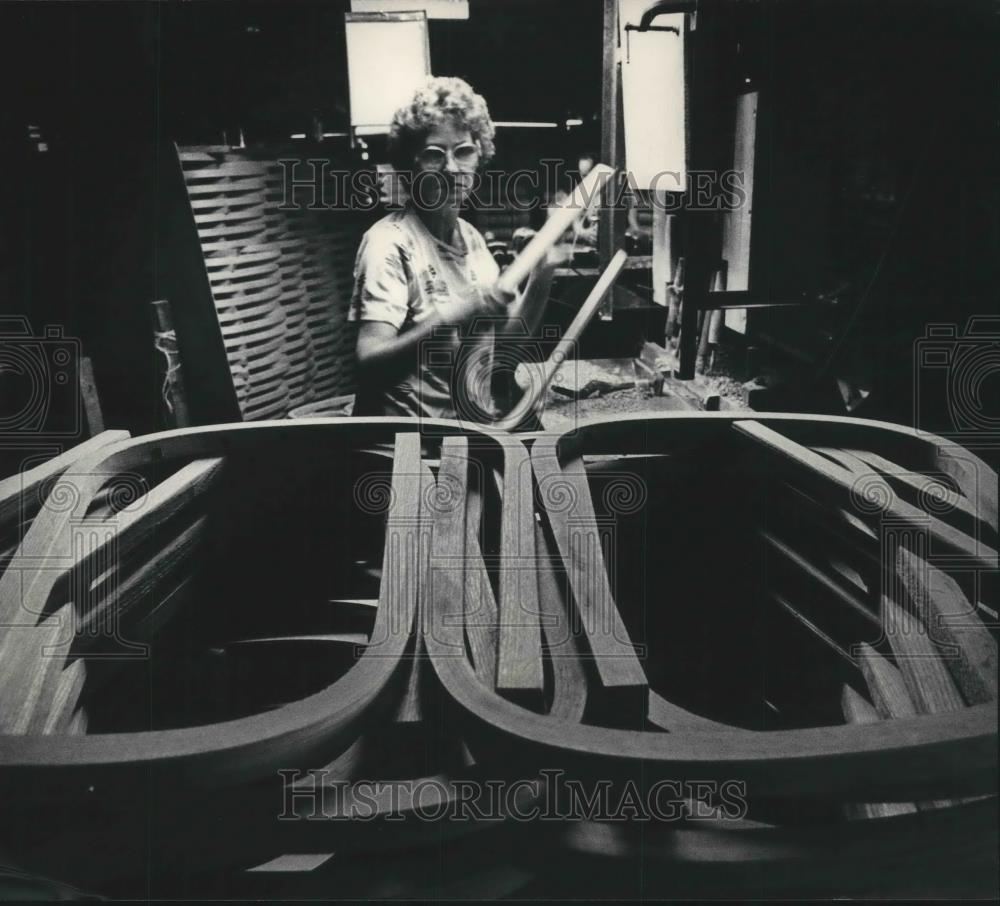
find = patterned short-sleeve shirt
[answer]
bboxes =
[349,209,500,420]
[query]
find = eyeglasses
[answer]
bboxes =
[414,142,480,171]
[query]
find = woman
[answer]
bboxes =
[349,76,562,421]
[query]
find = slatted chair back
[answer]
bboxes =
[165,145,369,423]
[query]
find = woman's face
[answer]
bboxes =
[411,120,479,213]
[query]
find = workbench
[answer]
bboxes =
[516,345,749,432]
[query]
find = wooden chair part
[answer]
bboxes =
[531,443,648,720]
[734,420,997,570]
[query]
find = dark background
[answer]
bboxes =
[0,0,996,443]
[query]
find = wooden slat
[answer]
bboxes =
[81,570,205,704]
[38,659,88,736]
[63,458,222,618]
[933,446,999,533]
[392,563,425,731]
[734,420,997,569]
[760,529,879,629]
[856,644,917,719]
[496,442,543,707]
[775,480,880,558]
[76,514,208,642]
[881,593,966,715]
[819,446,984,533]
[0,430,130,529]
[392,642,425,726]
[895,546,997,703]
[840,685,918,819]
[223,633,368,648]
[246,853,335,874]
[392,435,430,728]
[770,591,857,667]
[0,458,223,733]
[859,633,958,812]
[463,479,498,689]
[66,707,88,735]
[532,445,648,720]
[111,457,223,551]
[0,610,68,733]
[827,555,869,596]
[535,521,587,722]
[433,437,474,671]
[326,597,378,610]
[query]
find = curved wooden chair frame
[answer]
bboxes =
[425,412,997,802]
[0,419,474,798]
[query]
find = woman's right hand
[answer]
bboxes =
[451,282,516,324]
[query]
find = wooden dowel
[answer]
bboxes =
[496,165,614,295]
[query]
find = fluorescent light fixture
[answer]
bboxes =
[346,12,431,134]
[290,133,306,139]
[494,121,559,129]
[351,0,468,19]
[354,125,391,136]
[565,118,584,127]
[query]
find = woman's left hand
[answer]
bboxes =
[544,239,575,269]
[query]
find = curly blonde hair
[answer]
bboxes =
[388,76,496,171]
